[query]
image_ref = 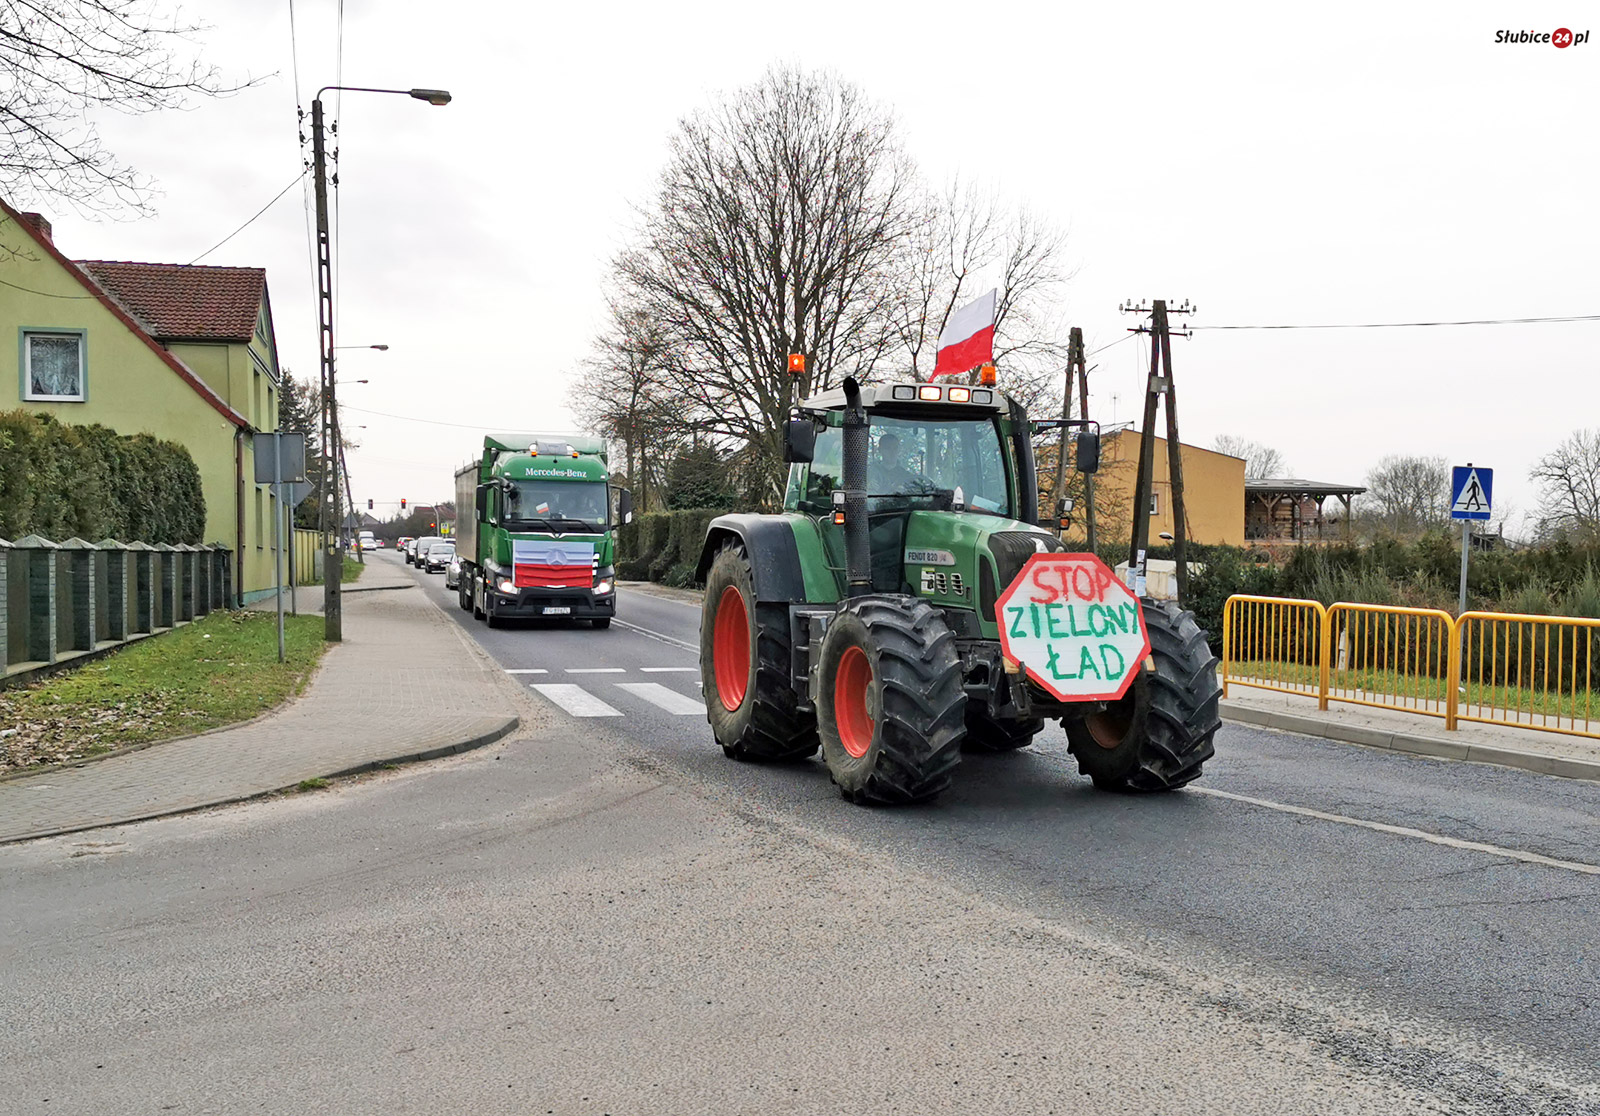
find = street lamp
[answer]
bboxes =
[335,344,390,351]
[312,85,449,640]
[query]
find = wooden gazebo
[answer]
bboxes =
[1245,478,1367,542]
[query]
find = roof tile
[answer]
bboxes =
[75,260,265,341]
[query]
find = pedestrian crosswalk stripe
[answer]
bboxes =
[615,682,704,715]
[566,667,627,674]
[639,666,697,673]
[530,684,622,717]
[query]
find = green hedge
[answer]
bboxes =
[616,508,722,588]
[0,410,206,544]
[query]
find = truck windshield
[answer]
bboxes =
[503,479,608,530]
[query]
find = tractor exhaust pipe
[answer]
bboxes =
[840,376,872,597]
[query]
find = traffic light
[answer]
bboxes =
[367,498,374,510]
[401,498,407,510]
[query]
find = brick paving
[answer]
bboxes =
[0,559,519,843]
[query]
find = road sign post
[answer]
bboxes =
[1450,464,1494,615]
[994,553,1151,703]
[254,432,309,660]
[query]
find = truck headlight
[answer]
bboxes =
[497,578,516,594]
[595,578,613,595]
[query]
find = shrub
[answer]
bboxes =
[0,411,204,543]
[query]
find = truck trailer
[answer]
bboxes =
[453,433,632,629]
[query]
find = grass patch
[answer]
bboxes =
[296,777,331,791]
[341,556,364,583]
[0,610,327,773]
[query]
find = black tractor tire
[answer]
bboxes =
[458,577,470,612]
[817,595,966,805]
[1064,598,1220,792]
[699,542,818,762]
[593,618,611,630]
[962,709,1043,753]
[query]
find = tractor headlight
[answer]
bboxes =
[595,578,613,595]
[497,578,517,594]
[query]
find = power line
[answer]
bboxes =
[184,171,307,265]
[0,276,100,299]
[1192,314,1600,330]
[343,404,490,430]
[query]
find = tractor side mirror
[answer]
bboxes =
[474,484,489,519]
[616,488,634,525]
[1075,432,1101,474]
[784,419,817,463]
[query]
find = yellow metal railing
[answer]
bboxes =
[1222,595,1327,703]
[1455,611,1600,739]
[1221,595,1598,740]
[1323,603,1457,721]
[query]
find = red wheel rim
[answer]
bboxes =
[712,585,751,712]
[834,646,875,758]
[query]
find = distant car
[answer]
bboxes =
[406,536,441,566]
[358,531,377,553]
[397,535,414,557]
[423,542,455,573]
[445,551,463,589]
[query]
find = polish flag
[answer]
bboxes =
[930,289,997,380]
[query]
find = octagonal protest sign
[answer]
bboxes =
[995,553,1150,703]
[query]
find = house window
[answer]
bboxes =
[1150,492,1161,516]
[22,331,86,401]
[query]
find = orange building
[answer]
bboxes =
[1089,429,1246,547]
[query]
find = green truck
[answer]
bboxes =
[453,433,631,629]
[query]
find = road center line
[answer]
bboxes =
[566,668,627,674]
[639,666,697,673]
[504,669,548,675]
[1191,786,1600,876]
[612,618,698,651]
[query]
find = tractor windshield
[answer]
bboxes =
[797,415,1013,516]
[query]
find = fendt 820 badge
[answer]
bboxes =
[694,373,1221,805]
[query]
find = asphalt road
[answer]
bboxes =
[3,552,1598,1114]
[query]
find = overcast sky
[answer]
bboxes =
[37,0,1598,533]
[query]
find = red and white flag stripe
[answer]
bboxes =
[930,289,997,380]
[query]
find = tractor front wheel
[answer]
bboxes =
[699,542,817,762]
[1064,598,1220,791]
[817,596,966,804]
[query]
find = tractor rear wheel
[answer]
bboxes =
[699,542,817,762]
[817,596,966,804]
[1064,598,1219,791]
[962,710,1043,753]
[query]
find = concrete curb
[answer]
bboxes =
[0,715,519,845]
[1221,701,1600,783]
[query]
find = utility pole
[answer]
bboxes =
[1051,328,1096,551]
[311,96,342,641]
[1120,299,1195,600]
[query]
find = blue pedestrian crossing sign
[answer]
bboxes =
[1451,465,1493,521]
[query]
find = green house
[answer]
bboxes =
[1,200,290,602]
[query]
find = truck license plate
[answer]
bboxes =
[543,607,571,615]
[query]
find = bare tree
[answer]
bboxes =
[571,298,693,513]
[0,0,253,214]
[892,179,1071,416]
[1531,428,1600,544]
[1212,435,1287,480]
[614,66,915,504]
[1358,454,1451,536]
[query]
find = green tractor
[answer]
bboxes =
[695,376,1221,804]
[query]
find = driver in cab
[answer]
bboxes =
[869,433,921,495]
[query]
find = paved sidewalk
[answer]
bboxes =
[1222,686,1600,781]
[0,556,520,843]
